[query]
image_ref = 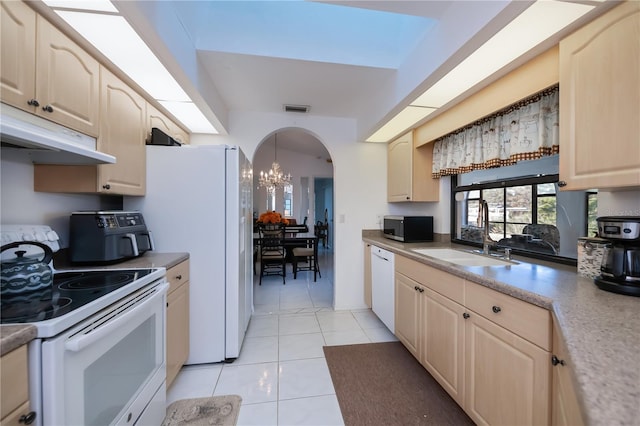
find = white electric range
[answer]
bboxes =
[1,225,168,426]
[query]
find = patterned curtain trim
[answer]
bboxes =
[431,85,559,179]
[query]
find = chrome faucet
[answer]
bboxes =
[481,200,495,255]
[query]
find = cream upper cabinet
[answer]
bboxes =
[1,0,36,110]
[34,67,146,195]
[388,131,439,202]
[551,319,585,426]
[1,1,100,137]
[559,1,640,190]
[98,67,146,195]
[147,102,190,145]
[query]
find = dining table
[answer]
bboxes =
[253,229,319,265]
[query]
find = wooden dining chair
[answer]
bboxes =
[314,221,328,248]
[258,223,286,285]
[292,237,321,282]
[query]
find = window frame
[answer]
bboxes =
[450,173,577,265]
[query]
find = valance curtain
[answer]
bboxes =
[432,85,559,178]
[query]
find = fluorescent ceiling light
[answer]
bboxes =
[42,0,117,13]
[367,106,436,143]
[412,1,594,109]
[55,11,190,102]
[43,2,219,134]
[159,101,218,134]
[370,0,594,143]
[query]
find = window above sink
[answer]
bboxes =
[451,156,595,264]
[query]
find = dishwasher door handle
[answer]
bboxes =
[372,252,389,262]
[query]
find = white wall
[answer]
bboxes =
[598,190,640,217]
[0,149,121,247]
[191,111,392,309]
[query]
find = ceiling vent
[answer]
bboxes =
[284,104,310,113]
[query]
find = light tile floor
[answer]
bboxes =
[167,248,398,426]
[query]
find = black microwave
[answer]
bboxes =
[383,215,433,242]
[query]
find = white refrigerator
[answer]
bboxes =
[125,144,253,364]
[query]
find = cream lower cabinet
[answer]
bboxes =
[363,243,372,308]
[394,255,551,425]
[464,312,550,426]
[166,260,190,389]
[559,1,640,190]
[394,272,423,359]
[395,256,466,406]
[0,345,35,426]
[551,319,585,426]
[423,288,466,407]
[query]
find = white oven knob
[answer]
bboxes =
[35,232,46,242]
[21,233,35,241]
[46,230,59,241]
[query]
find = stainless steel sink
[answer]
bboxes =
[411,248,516,266]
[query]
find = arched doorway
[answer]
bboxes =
[252,128,335,312]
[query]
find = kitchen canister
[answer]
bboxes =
[577,237,610,279]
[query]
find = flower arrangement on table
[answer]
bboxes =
[257,211,290,225]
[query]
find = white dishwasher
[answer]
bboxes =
[370,245,395,332]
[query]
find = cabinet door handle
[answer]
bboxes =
[176,274,182,280]
[414,286,419,291]
[418,287,424,293]
[102,184,111,190]
[463,312,470,319]
[551,355,565,366]
[27,99,40,107]
[19,411,37,424]
[406,196,410,200]
[42,104,54,113]
[492,305,501,313]
[558,181,567,187]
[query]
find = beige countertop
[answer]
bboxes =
[0,252,189,356]
[0,324,37,357]
[363,234,640,426]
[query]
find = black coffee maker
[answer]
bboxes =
[594,216,640,296]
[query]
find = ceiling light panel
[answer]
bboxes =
[412,0,594,109]
[54,11,190,102]
[366,106,436,143]
[159,101,218,134]
[42,0,117,13]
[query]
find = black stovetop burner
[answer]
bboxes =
[0,269,156,324]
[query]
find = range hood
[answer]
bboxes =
[0,104,116,165]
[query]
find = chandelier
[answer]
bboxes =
[258,133,291,194]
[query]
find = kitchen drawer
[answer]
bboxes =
[167,259,189,294]
[465,282,551,350]
[0,345,29,420]
[396,255,464,304]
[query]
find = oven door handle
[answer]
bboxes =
[64,282,169,353]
